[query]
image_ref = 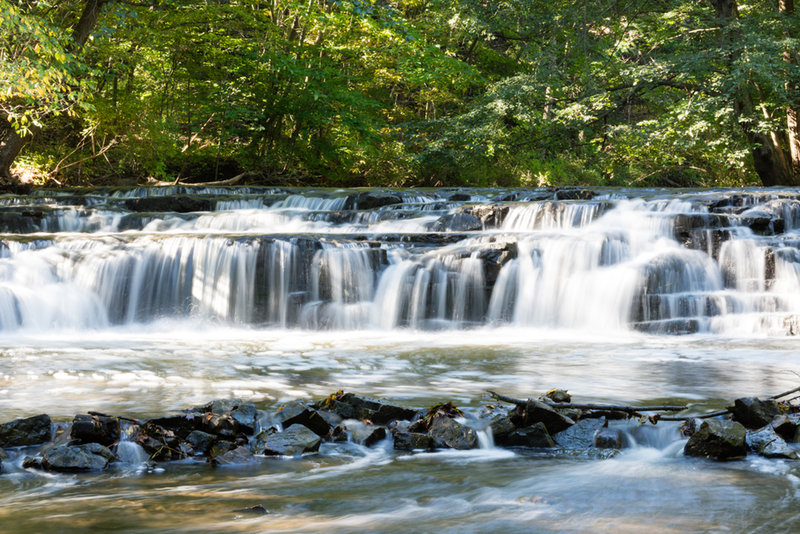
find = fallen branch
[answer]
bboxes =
[88,411,142,424]
[654,409,732,422]
[487,390,687,413]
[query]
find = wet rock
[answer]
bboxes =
[428,417,478,450]
[22,456,41,469]
[364,427,387,447]
[684,419,747,461]
[746,426,798,459]
[137,424,186,461]
[185,430,217,455]
[256,424,321,456]
[554,188,595,200]
[392,431,434,451]
[334,421,387,446]
[321,393,419,425]
[123,195,212,213]
[478,243,518,286]
[488,415,516,443]
[274,401,331,437]
[462,205,510,228]
[497,422,555,448]
[0,448,7,460]
[213,446,257,466]
[145,414,201,439]
[201,413,240,438]
[544,389,571,404]
[41,443,115,472]
[732,397,780,429]
[553,418,606,449]
[448,192,472,202]
[209,440,239,459]
[70,414,120,446]
[516,399,575,435]
[233,505,269,515]
[316,410,344,428]
[0,414,52,447]
[343,192,402,211]
[771,414,799,442]
[230,404,257,434]
[594,428,623,449]
[431,212,483,232]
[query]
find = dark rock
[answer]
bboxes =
[428,417,478,450]
[316,410,344,428]
[22,456,41,469]
[325,393,419,425]
[497,422,555,448]
[230,404,257,434]
[594,428,623,449]
[256,424,321,456]
[0,448,7,460]
[364,427,387,447]
[213,446,257,465]
[732,397,780,429]
[70,414,120,446]
[545,389,571,403]
[233,505,269,515]
[343,192,403,211]
[0,414,52,447]
[201,413,240,438]
[275,401,331,437]
[448,192,472,202]
[209,440,239,459]
[137,424,186,461]
[772,414,799,442]
[431,212,483,232]
[392,431,434,451]
[462,205,510,228]
[553,418,606,449]
[145,414,201,439]
[746,426,798,459]
[488,415,516,443]
[554,188,595,200]
[185,430,217,455]
[41,443,115,472]
[517,399,575,435]
[684,419,747,461]
[124,195,212,213]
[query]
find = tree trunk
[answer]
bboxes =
[711,0,799,185]
[0,117,26,182]
[780,0,800,175]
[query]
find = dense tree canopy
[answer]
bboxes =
[1,0,798,187]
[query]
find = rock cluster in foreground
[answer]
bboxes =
[0,390,797,474]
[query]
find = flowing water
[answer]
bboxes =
[1,186,800,533]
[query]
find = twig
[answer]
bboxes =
[654,409,732,422]
[88,411,142,424]
[770,385,800,401]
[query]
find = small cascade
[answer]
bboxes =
[1,186,800,335]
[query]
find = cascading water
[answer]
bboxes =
[1,187,800,335]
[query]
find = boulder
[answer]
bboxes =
[593,428,624,449]
[497,422,555,448]
[732,397,780,429]
[70,414,120,446]
[0,414,52,447]
[488,415,516,443]
[553,418,606,449]
[322,393,418,425]
[517,399,575,435]
[274,401,331,437]
[41,443,115,472]
[430,212,483,232]
[392,431,434,451]
[213,446,257,466]
[145,414,201,439]
[684,419,747,460]
[746,426,798,459]
[428,417,478,450]
[230,404,257,434]
[255,424,321,456]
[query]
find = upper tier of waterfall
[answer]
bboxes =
[0,186,798,335]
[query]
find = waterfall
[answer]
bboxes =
[1,187,800,335]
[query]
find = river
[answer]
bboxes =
[0,186,798,533]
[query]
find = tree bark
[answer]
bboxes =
[711,0,799,185]
[780,0,800,175]
[0,117,26,181]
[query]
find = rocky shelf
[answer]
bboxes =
[0,387,798,475]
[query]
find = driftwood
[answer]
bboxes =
[487,391,687,414]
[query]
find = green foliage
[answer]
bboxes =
[11,0,800,187]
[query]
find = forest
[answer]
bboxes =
[1,0,799,188]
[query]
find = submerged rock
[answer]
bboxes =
[213,446,257,466]
[41,443,115,472]
[255,424,321,456]
[185,430,217,455]
[593,428,624,449]
[732,397,780,429]
[684,419,747,461]
[0,414,52,447]
[392,431,434,451]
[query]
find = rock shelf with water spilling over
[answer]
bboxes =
[2,185,800,334]
[1,387,798,477]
